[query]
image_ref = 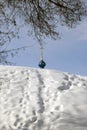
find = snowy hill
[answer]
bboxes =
[0,66,87,130]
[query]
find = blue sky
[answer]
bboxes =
[7,18,87,76]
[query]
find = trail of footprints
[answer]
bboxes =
[0,68,87,130]
[57,73,87,91]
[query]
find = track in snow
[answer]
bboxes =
[0,66,87,130]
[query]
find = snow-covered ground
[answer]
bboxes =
[0,66,87,130]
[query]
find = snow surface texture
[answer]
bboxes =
[0,66,87,130]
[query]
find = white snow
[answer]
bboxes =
[0,65,87,130]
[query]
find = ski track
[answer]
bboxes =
[0,66,87,130]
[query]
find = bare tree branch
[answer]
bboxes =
[0,0,87,64]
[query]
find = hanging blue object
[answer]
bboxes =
[38,60,46,68]
[38,46,46,69]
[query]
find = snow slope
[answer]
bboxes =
[0,66,87,130]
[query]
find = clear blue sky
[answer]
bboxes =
[7,18,87,76]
